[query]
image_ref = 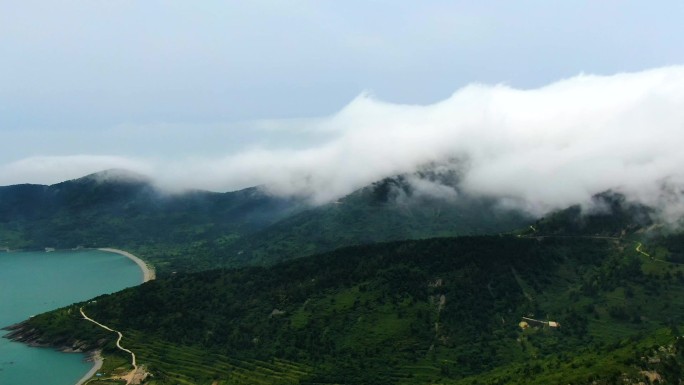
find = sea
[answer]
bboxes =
[0,250,143,385]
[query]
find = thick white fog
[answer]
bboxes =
[3,66,684,221]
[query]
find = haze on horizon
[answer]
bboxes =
[3,1,684,220]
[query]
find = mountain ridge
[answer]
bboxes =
[0,169,532,272]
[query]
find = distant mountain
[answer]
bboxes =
[0,169,304,271]
[0,170,532,272]
[530,191,654,237]
[227,176,533,265]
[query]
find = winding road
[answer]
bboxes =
[80,307,138,384]
[635,242,651,258]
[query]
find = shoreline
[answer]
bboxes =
[98,248,155,282]
[75,350,103,385]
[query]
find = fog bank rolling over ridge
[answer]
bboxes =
[3,66,684,221]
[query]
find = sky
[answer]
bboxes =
[3,1,684,218]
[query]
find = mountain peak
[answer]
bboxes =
[75,169,151,185]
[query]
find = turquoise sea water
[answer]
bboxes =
[0,250,143,385]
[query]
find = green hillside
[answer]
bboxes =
[14,233,684,384]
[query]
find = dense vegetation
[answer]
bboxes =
[19,233,684,384]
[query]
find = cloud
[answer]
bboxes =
[4,66,684,222]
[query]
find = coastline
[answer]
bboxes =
[75,351,103,385]
[97,248,155,282]
[72,248,152,385]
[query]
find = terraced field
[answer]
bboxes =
[120,331,311,385]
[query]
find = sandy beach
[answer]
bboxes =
[98,248,155,282]
[75,351,103,385]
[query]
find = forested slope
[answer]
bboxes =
[16,234,684,384]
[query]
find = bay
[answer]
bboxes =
[0,250,143,385]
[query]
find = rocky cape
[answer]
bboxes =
[3,320,103,354]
